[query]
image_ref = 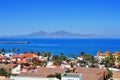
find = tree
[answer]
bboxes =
[17,48,20,52]
[80,52,85,56]
[11,48,16,56]
[52,55,62,66]
[31,50,34,53]
[60,52,67,61]
[47,52,51,61]
[65,69,74,73]
[69,53,77,59]
[107,69,113,79]
[47,73,61,79]
[1,48,6,56]
[32,60,47,67]
[104,54,114,67]
[0,68,11,77]
[70,62,76,68]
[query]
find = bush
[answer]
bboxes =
[47,73,61,79]
[0,68,11,77]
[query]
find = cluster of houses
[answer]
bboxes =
[97,51,120,68]
[0,51,116,80]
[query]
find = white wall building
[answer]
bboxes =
[12,65,21,74]
[10,76,59,80]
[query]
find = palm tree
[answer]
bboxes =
[0,50,2,56]
[17,48,20,53]
[11,48,16,56]
[60,52,67,61]
[104,54,114,68]
[80,52,85,56]
[47,52,51,61]
[52,55,62,66]
[1,48,6,56]
[69,53,77,59]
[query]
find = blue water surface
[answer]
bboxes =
[0,38,120,56]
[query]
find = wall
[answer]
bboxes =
[10,76,59,80]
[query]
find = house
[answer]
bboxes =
[77,56,84,60]
[10,76,59,80]
[97,51,110,58]
[13,53,39,62]
[112,51,120,63]
[61,73,83,80]
[61,63,71,69]
[75,67,108,80]
[0,56,5,63]
[11,67,65,80]
[13,54,23,62]
[83,74,102,80]
[46,62,57,68]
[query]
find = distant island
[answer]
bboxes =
[1,31,97,38]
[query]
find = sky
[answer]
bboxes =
[0,0,120,37]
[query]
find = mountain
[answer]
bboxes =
[1,31,97,38]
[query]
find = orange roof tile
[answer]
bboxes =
[18,67,65,77]
[0,56,5,59]
[22,53,38,58]
[75,67,107,75]
[104,51,110,55]
[83,74,101,80]
[114,52,120,55]
[13,55,23,58]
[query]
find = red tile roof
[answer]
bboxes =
[114,52,120,55]
[18,67,65,77]
[75,67,106,75]
[22,53,38,58]
[0,56,5,59]
[13,53,38,59]
[13,55,23,58]
[83,74,101,80]
[0,64,16,69]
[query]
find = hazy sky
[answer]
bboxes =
[0,0,120,37]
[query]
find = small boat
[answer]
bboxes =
[0,41,30,44]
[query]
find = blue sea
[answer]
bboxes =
[0,38,120,56]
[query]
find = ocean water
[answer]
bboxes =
[0,38,120,56]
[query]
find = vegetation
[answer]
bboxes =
[0,68,11,77]
[52,52,67,66]
[47,73,61,79]
[33,60,47,67]
[107,69,113,79]
[103,55,114,68]
[65,69,75,73]
[79,52,98,67]
[70,62,76,68]
[36,52,51,61]
[0,48,6,56]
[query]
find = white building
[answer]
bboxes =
[10,76,59,80]
[12,64,21,74]
[61,73,83,80]
[77,56,84,61]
